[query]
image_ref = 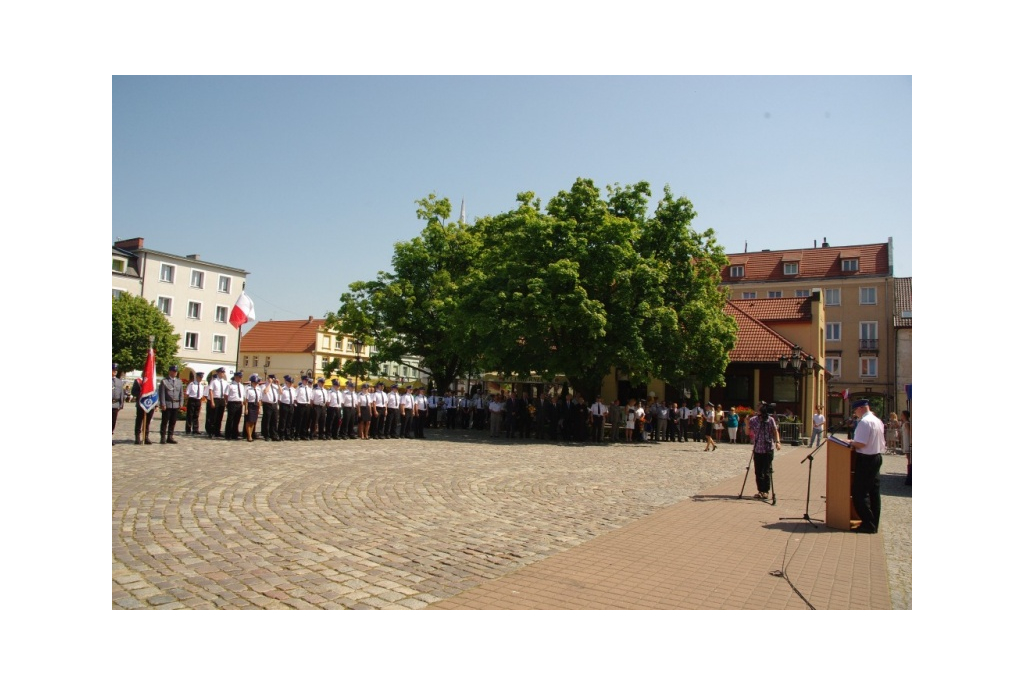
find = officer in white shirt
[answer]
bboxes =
[372,382,387,439]
[258,374,280,441]
[185,371,206,435]
[385,383,401,438]
[294,376,312,440]
[399,386,415,438]
[206,367,227,438]
[341,380,357,439]
[849,399,885,534]
[413,388,428,438]
[224,371,245,440]
[327,379,343,439]
[278,375,295,440]
[311,378,329,440]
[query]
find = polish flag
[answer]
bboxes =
[229,291,256,329]
[841,388,850,400]
[138,347,158,413]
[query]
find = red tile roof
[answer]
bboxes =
[728,297,810,322]
[725,301,799,363]
[723,241,891,282]
[240,318,324,353]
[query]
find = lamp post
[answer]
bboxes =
[779,346,807,445]
[353,339,364,388]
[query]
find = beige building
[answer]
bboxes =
[893,277,912,416]
[112,237,250,379]
[239,317,427,386]
[722,239,898,419]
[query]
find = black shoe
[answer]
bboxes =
[160,438,166,444]
[167,438,177,444]
[852,525,877,534]
[134,438,142,445]
[144,439,153,445]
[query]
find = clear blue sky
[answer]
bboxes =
[113,76,911,323]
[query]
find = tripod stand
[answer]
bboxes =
[779,434,828,527]
[738,450,777,505]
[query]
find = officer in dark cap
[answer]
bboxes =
[112,363,125,439]
[293,376,312,440]
[224,370,245,439]
[206,367,227,438]
[849,398,885,533]
[327,379,342,439]
[158,364,184,444]
[277,375,295,440]
[185,371,205,435]
[311,378,329,440]
[260,374,280,441]
[341,380,357,439]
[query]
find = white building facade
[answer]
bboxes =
[113,237,250,379]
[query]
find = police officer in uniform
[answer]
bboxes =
[278,375,296,440]
[185,371,205,435]
[341,380,357,439]
[293,376,312,440]
[311,378,329,439]
[132,374,154,445]
[206,367,227,438]
[225,371,245,440]
[261,374,281,441]
[385,384,400,438]
[849,398,886,534]
[327,379,343,439]
[158,364,184,444]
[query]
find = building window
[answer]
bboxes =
[218,275,231,293]
[860,321,878,352]
[244,355,249,367]
[860,357,878,377]
[112,258,126,273]
[841,258,859,272]
[212,335,226,353]
[825,357,841,377]
[215,305,228,323]
[860,287,877,305]
[825,288,841,306]
[767,291,782,299]
[794,289,810,297]
[160,264,175,283]
[323,336,331,349]
[729,265,745,278]
[265,356,270,367]
[187,301,202,320]
[826,323,841,341]
[112,289,125,300]
[741,292,756,299]
[253,356,259,368]
[335,338,343,350]
[347,341,354,352]
[190,270,205,289]
[184,332,199,350]
[783,262,799,275]
[157,297,172,316]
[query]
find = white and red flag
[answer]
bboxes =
[138,346,158,413]
[229,291,256,329]
[841,388,850,400]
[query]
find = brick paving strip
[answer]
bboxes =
[113,423,910,609]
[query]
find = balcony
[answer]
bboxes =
[859,338,879,354]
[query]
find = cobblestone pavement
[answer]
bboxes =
[112,422,911,609]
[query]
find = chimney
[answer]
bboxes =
[814,239,817,248]
[186,254,200,260]
[114,237,144,251]
[308,316,314,323]
[822,237,829,248]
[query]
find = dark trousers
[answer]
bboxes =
[226,401,243,439]
[413,413,425,438]
[446,408,457,429]
[385,409,399,437]
[312,404,327,438]
[278,403,293,439]
[206,398,225,436]
[327,407,341,438]
[160,407,180,440]
[134,407,153,442]
[113,408,120,433]
[374,410,386,438]
[342,406,356,438]
[667,421,678,442]
[591,415,604,442]
[754,451,774,493]
[186,398,202,433]
[293,404,310,439]
[262,403,280,440]
[853,453,883,532]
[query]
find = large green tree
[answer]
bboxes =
[327,194,481,392]
[460,178,736,398]
[112,293,180,374]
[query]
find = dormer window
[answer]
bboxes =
[841,258,859,272]
[730,265,745,278]
[783,262,799,275]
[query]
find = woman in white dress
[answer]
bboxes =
[625,399,637,443]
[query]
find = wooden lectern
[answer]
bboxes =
[825,439,862,530]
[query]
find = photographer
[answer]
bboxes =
[747,402,782,500]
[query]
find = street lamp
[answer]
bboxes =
[353,339,364,387]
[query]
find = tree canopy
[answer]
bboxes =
[112,293,180,374]
[332,179,736,397]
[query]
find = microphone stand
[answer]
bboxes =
[779,430,832,527]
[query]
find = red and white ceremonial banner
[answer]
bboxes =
[841,388,850,400]
[229,291,256,329]
[138,347,158,413]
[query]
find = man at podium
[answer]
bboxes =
[849,398,886,533]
